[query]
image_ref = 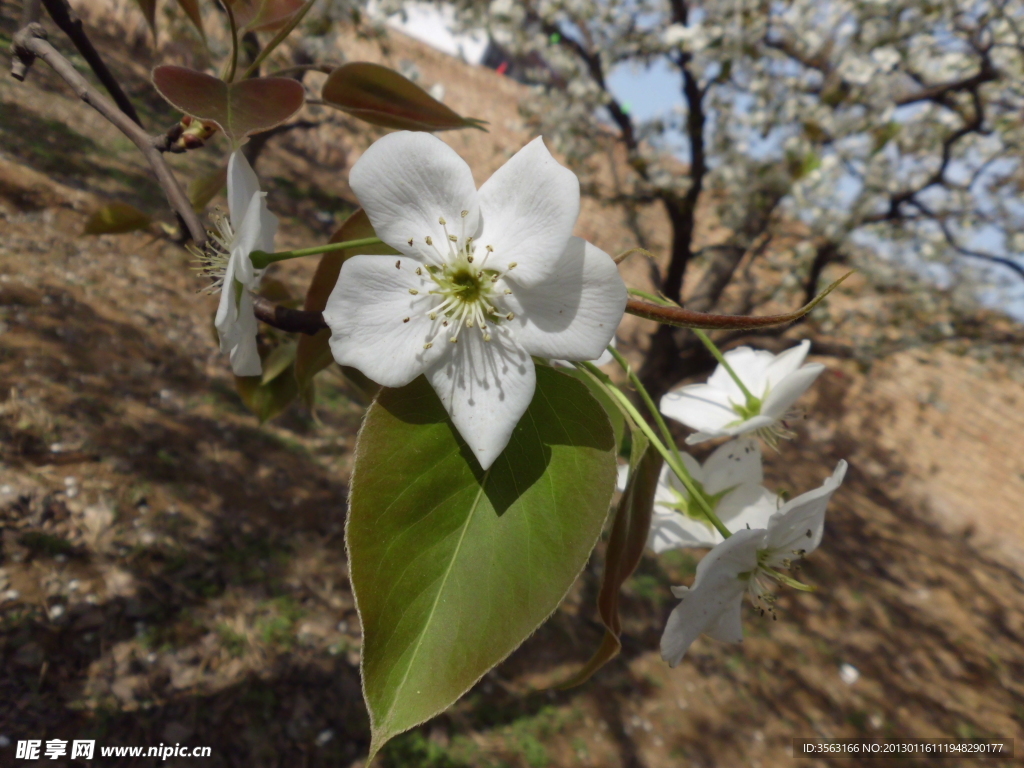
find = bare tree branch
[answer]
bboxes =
[39,0,143,127]
[252,297,328,334]
[12,24,206,245]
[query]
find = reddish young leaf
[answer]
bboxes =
[321,62,488,132]
[132,0,158,38]
[246,0,305,31]
[558,441,662,688]
[176,0,206,41]
[294,209,397,396]
[152,66,305,146]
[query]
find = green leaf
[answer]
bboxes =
[321,62,488,132]
[555,364,626,452]
[557,437,660,689]
[349,366,617,758]
[151,66,305,147]
[187,166,227,212]
[83,202,151,235]
[235,343,299,423]
[294,209,398,397]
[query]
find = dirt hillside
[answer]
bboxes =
[1,5,1023,768]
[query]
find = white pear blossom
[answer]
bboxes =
[323,132,627,469]
[648,438,777,552]
[205,150,279,377]
[660,340,825,446]
[660,460,847,666]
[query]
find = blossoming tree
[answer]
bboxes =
[439,0,1024,395]
[9,0,868,760]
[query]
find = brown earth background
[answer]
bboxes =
[1,3,1024,767]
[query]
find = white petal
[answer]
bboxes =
[426,328,535,470]
[660,384,738,434]
[765,460,848,556]
[648,509,721,551]
[227,290,262,376]
[323,255,446,387]
[704,598,745,643]
[761,363,825,418]
[503,237,626,360]
[231,192,271,287]
[349,132,480,264]
[717,485,778,533]
[707,346,776,400]
[477,137,580,287]
[660,528,764,666]
[683,414,777,445]
[227,150,261,231]
[702,438,763,494]
[763,340,811,389]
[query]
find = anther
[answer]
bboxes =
[467,255,474,263]
[449,337,458,343]
[407,238,413,246]
[460,210,468,217]
[409,289,419,295]
[438,216,446,225]
[486,245,494,252]
[508,262,517,269]
[506,312,515,320]
[443,320,449,327]
[429,312,437,320]
[504,289,512,294]
[426,236,433,245]
[424,342,433,349]
[403,317,410,323]
[448,234,458,242]
[483,333,492,341]
[395,260,401,269]
[416,267,422,275]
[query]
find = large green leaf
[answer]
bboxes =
[349,366,617,758]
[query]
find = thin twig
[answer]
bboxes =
[39,0,143,127]
[13,25,206,245]
[252,297,328,334]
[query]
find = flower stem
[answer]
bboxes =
[691,328,758,408]
[241,0,318,81]
[223,1,239,83]
[249,237,384,269]
[578,360,732,540]
[626,289,758,407]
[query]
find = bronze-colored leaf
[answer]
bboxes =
[321,62,487,132]
[558,440,661,688]
[152,65,305,146]
[176,0,206,40]
[132,0,157,38]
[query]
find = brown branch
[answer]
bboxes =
[252,296,328,334]
[12,25,206,245]
[895,60,997,106]
[39,0,143,127]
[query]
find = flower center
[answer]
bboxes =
[188,210,236,294]
[406,213,518,349]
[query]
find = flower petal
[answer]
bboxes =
[504,237,626,360]
[323,255,446,387]
[227,150,261,231]
[761,363,825,419]
[349,131,480,264]
[702,438,763,494]
[707,346,776,400]
[477,137,579,287]
[426,328,535,470]
[214,261,262,377]
[661,528,763,666]
[231,191,273,286]
[765,460,847,555]
[763,340,811,388]
[648,509,720,551]
[717,485,778,532]
[661,384,738,434]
